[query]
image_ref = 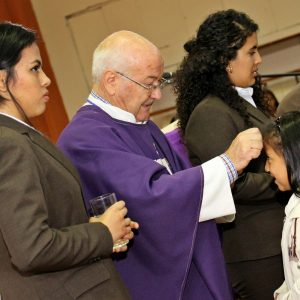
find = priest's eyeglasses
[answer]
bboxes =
[116,71,167,93]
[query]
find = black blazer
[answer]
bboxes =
[0,115,130,299]
[185,96,285,262]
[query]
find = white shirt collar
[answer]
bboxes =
[0,112,37,131]
[85,91,139,124]
[235,86,256,107]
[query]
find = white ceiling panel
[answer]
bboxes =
[222,0,276,38]
[134,0,187,47]
[269,0,300,30]
[66,8,110,86]
[101,0,143,33]
[178,0,223,37]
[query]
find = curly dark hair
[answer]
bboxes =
[174,9,267,134]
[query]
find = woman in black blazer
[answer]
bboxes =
[0,22,138,299]
[175,9,287,300]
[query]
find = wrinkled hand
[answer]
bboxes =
[89,200,139,252]
[225,128,262,174]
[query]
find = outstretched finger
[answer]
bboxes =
[130,221,139,229]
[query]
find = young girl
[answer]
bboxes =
[264,111,300,299]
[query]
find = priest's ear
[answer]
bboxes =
[102,70,118,96]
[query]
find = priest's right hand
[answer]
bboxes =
[225,127,263,174]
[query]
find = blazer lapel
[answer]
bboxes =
[0,115,81,185]
[243,100,271,126]
[29,130,82,184]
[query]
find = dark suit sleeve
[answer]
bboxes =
[0,131,113,273]
[185,101,277,205]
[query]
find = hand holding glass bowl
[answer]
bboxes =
[89,193,138,251]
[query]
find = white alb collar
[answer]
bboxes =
[85,91,139,124]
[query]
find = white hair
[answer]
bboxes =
[92,45,123,83]
[91,31,159,84]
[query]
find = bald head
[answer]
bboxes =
[92,31,162,84]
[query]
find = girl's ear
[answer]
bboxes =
[0,70,11,100]
[0,70,7,93]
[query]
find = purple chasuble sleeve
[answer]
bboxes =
[165,127,192,167]
[57,105,233,300]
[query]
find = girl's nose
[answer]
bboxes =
[41,70,51,87]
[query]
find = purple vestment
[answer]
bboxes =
[165,127,192,167]
[58,105,233,300]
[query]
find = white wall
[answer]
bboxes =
[31,0,300,127]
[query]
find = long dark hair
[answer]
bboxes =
[0,22,37,122]
[174,9,266,133]
[263,111,300,197]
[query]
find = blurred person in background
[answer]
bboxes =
[277,83,300,116]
